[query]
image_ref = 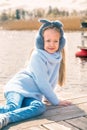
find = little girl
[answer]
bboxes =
[0,19,71,129]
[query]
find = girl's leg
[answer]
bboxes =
[0,98,46,129]
[0,92,24,113]
[6,98,46,123]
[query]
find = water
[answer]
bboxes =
[0,30,87,99]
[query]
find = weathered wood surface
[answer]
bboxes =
[0,95,87,130]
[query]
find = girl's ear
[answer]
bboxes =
[35,33,44,49]
[59,37,66,51]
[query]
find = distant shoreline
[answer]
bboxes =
[0,17,87,31]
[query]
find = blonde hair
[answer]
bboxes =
[58,48,66,86]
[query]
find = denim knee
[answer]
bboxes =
[0,102,22,114]
[2,92,24,113]
[30,99,46,114]
[6,103,21,111]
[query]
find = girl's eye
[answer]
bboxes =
[56,40,60,43]
[55,41,58,43]
[46,40,50,42]
[45,40,58,42]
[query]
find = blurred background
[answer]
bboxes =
[0,0,87,30]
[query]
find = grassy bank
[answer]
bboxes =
[0,16,87,31]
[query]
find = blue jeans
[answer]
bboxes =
[0,92,46,123]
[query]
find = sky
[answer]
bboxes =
[0,0,87,12]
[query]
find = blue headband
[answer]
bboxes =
[35,19,66,51]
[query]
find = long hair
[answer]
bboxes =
[58,48,66,86]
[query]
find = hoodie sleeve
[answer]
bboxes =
[28,51,59,105]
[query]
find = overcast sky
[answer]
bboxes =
[0,0,87,11]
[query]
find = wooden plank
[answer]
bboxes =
[3,119,53,130]
[42,122,71,130]
[59,121,79,130]
[46,96,87,110]
[65,117,87,130]
[3,125,47,130]
[25,126,47,130]
[42,102,87,117]
[39,103,87,122]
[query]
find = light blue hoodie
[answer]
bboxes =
[4,49,62,105]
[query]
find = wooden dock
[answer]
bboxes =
[0,88,87,130]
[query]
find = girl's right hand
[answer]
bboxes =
[59,100,72,106]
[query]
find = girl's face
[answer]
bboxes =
[43,28,60,54]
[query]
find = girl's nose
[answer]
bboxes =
[50,42,54,47]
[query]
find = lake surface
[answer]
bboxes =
[0,30,87,99]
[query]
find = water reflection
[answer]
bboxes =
[76,57,87,67]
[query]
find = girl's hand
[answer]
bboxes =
[43,99,50,105]
[59,100,72,106]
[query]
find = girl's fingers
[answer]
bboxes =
[59,100,72,106]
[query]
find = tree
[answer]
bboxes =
[47,6,53,15]
[0,11,8,21]
[52,7,59,16]
[15,9,21,19]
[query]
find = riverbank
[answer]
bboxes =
[0,16,87,31]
